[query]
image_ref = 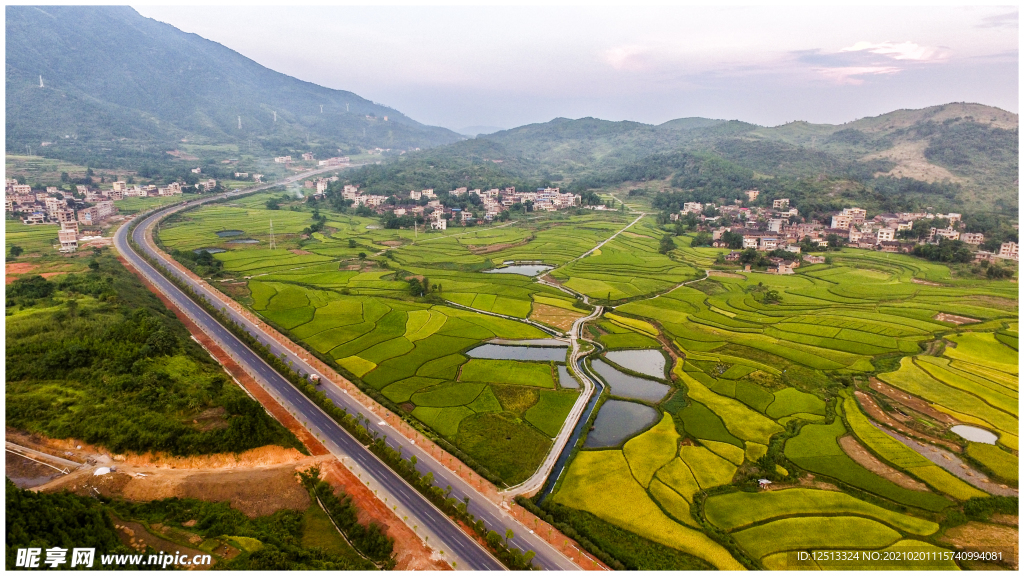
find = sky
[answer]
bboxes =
[134,5,1018,133]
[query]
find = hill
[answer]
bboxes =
[453,103,1016,211]
[5,6,462,163]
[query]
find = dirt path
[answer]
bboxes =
[855,391,962,452]
[869,378,959,425]
[838,435,930,491]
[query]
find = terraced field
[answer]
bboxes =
[550,219,702,300]
[159,198,1018,569]
[552,241,1016,570]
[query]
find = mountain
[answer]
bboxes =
[462,104,1016,209]
[5,6,463,160]
[457,126,506,137]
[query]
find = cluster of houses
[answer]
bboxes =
[274,153,350,167]
[5,179,126,252]
[5,175,223,253]
[303,175,341,196]
[336,185,581,230]
[674,198,1019,272]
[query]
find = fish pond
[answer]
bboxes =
[604,349,666,379]
[467,344,566,362]
[950,425,999,445]
[584,400,659,448]
[484,264,554,276]
[591,359,670,403]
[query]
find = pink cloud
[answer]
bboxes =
[839,41,950,62]
[602,45,653,71]
[815,66,902,85]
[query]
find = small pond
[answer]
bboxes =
[558,365,580,389]
[490,338,567,347]
[466,344,565,362]
[950,425,998,445]
[584,400,658,448]
[215,230,244,237]
[193,248,226,254]
[605,349,665,379]
[227,239,260,244]
[483,264,554,277]
[591,359,670,403]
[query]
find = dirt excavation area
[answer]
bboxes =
[36,446,319,518]
[10,430,448,570]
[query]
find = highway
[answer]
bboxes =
[114,178,583,571]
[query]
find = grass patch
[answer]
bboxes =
[622,413,679,487]
[732,516,901,560]
[459,359,556,388]
[454,413,551,486]
[704,488,939,535]
[524,390,579,437]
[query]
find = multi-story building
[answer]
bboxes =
[831,214,852,229]
[877,228,895,243]
[998,242,1018,260]
[58,222,78,253]
[962,233,985,245]
[274,156,292,163]
[842,207,867,223]
[681,202,702,214]
[772,198,790,209]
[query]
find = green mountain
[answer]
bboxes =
[5,6,462,160]
[459,103,1016,210]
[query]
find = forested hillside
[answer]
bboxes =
[338,103,1017,215]
[6,6,462,165]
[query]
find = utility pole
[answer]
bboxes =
[269,220,276,250]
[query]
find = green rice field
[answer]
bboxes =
[157,197,1017,568]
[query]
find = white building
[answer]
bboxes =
[877,228,895,243]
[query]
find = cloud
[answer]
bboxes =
[839,41,950,62]
[813,66,902,85]
[977,11,1017,28]
[602,45,653,71]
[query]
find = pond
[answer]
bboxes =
[193,248,226,254]
[466,344,566,362]
[605,349,666,379]
[557,365,580,389]
[215,230,244,237]
[950,425,998,445]
[591,359,670,403]
[489,338,567,347]
[227,239,260,244]
[483,264,554,277]
[584,400,659,448]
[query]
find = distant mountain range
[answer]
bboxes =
[5,7,1016,212]
[5,6,463,158]
[463,104,1017,209]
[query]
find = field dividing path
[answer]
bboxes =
[502,213,650,497]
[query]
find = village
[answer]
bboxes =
[5,176,223,253]
[669,190,1019,273]
[317,184,581,231]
